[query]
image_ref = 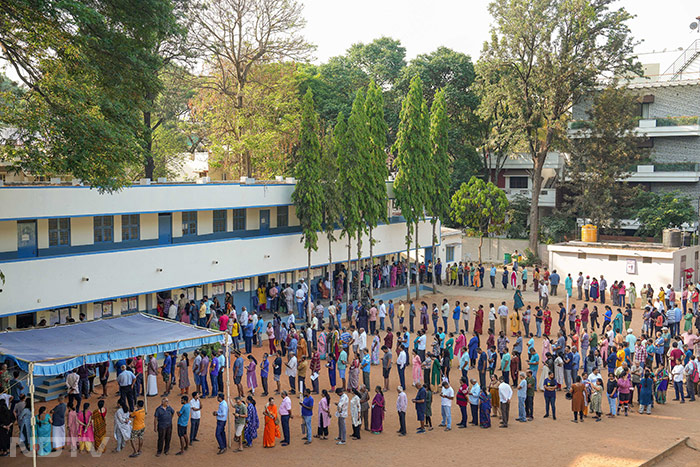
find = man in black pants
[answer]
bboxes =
[154,397,174,456]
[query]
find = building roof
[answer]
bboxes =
[441,227,462,236]
[626,78,700,90]
[548,240,681,253]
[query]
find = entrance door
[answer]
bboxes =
[259,209,270,234]
[158,213,172,244]
[17,220,37,258]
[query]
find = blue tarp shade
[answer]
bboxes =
[0,313,225,376]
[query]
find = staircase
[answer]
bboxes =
[663,39,700,81]
[33,376,66,402]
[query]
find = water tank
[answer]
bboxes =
[663,228,682,248]
[581,224,598,242]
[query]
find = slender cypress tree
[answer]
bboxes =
[292,89,324,307]
[320,125,342,303]
[427,89,450,293]
[345,90,371,300]
[364,81,389,298]
[393,75,430,301]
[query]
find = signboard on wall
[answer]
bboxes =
[212,283,225,295]
[626,259,637,275]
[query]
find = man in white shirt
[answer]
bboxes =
[497,302,509,335]
[295,285,306,320]
[189,391,201,442]
[498,376,514,427]
[672,362,685,403]
[286,354,298,395]
[335,388,349,444]
[358,328,368,353]
[396,346,407,389]
[488,305,497,334]
[328,301,337,329]
[378,300,387,331]
[351,327,360,355]
[683,359,697,402]
[167,301,177,320]
[539,282,549,309]
[440,381,454,431]
[441,299,450,333]
[463,303,471,333]
[239,307,249,327]
[417,331,427,361]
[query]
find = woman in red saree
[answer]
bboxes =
[474,305,484,335]
[543,308,553,336]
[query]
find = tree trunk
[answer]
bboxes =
[431,220,437,294]
[346,237,351,313]
[357,232,362,303]
[405,224,411,301]
[369,227,374,300]
[143,110,154,179]
[307,248,311,324]
[328,235,334,304]
[528,154,545,253]
[414,221,420,300]
[478,235,484,264]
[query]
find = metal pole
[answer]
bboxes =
[29,363,36,467]
[143,355,149,415]
[224,339,232,446]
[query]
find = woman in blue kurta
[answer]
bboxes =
[513,287,524,311]
[244,396,259,447]
[478,388,491,428]
[639,372,654,414]
[34,407,52,456]
[468,334,480,367]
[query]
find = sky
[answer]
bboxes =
[301,0,700,73]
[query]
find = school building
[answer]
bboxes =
[0,180,435,329]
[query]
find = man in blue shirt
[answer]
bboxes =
[549,270,560,296]
[300,388,314,444]
[233,351,245,398]
[176,395,190,454]
[213,393,228,454]
[563,346,574,391]
[490,266,497,288]
[260,353,270,396]
[361,350,371,389]
[453,301,461,334]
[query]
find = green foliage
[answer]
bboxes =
[521,248,539,267]
[634,191,697,239]
[427,89,451,223]
[565,86,649,227]
[656,116,700,127]
[0,0,180,191]
[320,126,342,241]
[539,211,576,244]
[393,75,430,232]
[363,81,390,228]
[480,0,642,250]
[507,195,530,239]
[450,177,509,238]
[336,93,365,240]
[292,89,324,252]
[347,37,406,89]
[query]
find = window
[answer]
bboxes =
[608,255,618,261]
[277,205,289,228]
[94,301,113,319]
[232,208,246,230]
[48,218,70,247]
[640,102,650,119]
[446,246,455,262]
[643,257,652,264]
[213,210,227,233]
[509,176,529,189]
[577,253,587,259]
[120,297,139,313]
[93,216,113,243]
[182,211,197,236]
[121,214,140,241]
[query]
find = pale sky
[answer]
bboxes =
[301,0,700,73]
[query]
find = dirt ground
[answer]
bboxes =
[7,284,700,466]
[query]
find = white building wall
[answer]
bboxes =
[0,221,17,252]
[70,217,93,246]
[198,210,213,235]
[0,220,435,315]
[141,214,158,240]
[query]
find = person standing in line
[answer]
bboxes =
[232,396,248,452]
[279,391,292,446]
[543,372,557,420]
[396,386,407,436]
[498,376,513,428]
[350,389,362,440]
[212,393,228,454]
[154,397,174,457]
[413,382,427,433]
[396,345,407,390]
[188,392,201,444]
[50,395,67,451]
[439,381,454,431]
[128,400,145,457]
[516,372,527,422]
[456,377,469,428]
[525,370,536,421]
[335,388,348,445]
[175,395,190,455]
[300,389,314,444]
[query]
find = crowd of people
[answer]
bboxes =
[2,259,700,458]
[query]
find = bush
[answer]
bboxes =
[521,248,539,267]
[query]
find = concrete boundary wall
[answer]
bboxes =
[460,237,548,265]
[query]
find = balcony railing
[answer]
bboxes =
[568,116,700,138]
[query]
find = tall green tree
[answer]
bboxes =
[451,177,509,263]
[480,0,641,252]
[565,85,649,227]
[393,75,430,300]
[345,90,372,295]
[320,124,342,301]
[0,0,180,191]
[364,81,389,298]
[634,191,696,239]
[292,89,324,307]
[427,89,450,293]
[347,37,406,89]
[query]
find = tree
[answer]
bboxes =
[292,89,323,310]
[193,0,314,177]
[192,62,300,178]
[345,90,372,294]
[393,75,430,300]
[480,0,641,252]
[320,125,342,302]
[347,37,406,89]
[364,81,389,298]
[427,89,450,293]
[450,177,509,263]
[565,85,649,228]
[0,0,180,191]
[634,191,696,239]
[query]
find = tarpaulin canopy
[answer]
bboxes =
[0,313,225,376]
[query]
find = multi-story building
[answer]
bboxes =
[0,180,434,329]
